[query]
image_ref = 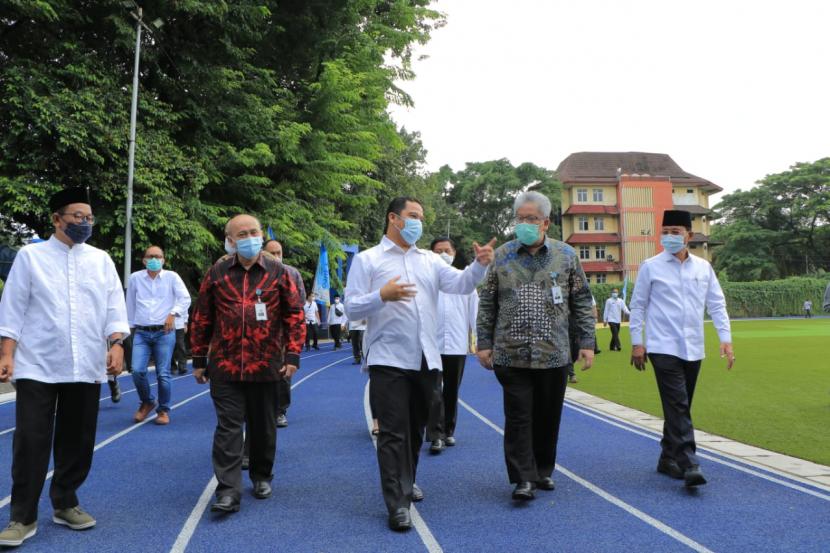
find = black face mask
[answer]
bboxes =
[64,222,93,244]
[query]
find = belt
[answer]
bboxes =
[136,325,165,332]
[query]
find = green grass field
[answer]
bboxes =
[574,318,830,466]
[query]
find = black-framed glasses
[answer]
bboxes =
[59,211,95,225]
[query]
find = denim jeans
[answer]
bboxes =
[131,329,177,413]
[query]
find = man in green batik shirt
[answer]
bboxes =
[476,191,596,502]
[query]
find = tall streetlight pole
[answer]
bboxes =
[123,5,142,287]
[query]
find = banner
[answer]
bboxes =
[312,241,331,306]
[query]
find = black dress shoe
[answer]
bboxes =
[444,436,456,446]
[512,482,536,500]
[388,508,412,532]
[537,477,555,490]
[253,481,272,499]
[210,496,240,513]
[657,457,684,479]
[108,379,121,403]
[429,439,445,454]
[684,465,707,487]
[411,484,424,502]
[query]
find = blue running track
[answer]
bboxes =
[0,345,828,552]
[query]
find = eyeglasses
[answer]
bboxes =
[59,211,95,225]
[513,216,544,225]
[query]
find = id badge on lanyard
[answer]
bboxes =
[254,288,268,321]
[550,272,564,305]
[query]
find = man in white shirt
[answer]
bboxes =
[0,188,129,547]
[344,196,495,532]
[303,293,320,351]
[327,295,348,349]
[125,246,191,425]
[603,288,630,351]
[427,237,478,453]
[171,311,189,375]
[803,300,812,319]
[629,210,734,488]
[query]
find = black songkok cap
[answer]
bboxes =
[661,209,692,230]
[49,187,91,213]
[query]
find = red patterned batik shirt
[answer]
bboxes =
[190,254,306,381]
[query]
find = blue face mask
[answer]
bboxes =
[397,216,423,246]
[515,223,540,246]
[611,292,618,299]
[661,234,686,254]
[146,258,163,272]
[236,236,263,259]
[64,222,93,244]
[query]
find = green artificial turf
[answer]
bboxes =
[573,318,830,466]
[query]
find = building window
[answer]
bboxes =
[577,189,588,202]
[594,217,604,231]
[595,245,606,259]
[585,274,591,283]
[580,245,590,259]
[595,274,607,284]
[592,188,603,202]
[686,189,694,194]
[578,216,589,231]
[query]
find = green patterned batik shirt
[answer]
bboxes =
[476,237,596,369]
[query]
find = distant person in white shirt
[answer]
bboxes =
[803,300,812,319]
[125,246,191,425]
[348,317,367,365]
[426,237,478,453]
[629,209,734,488]
[344,196,495,532]
[327,295,348,349]
[603,288,630,351]
[303,293,320,351]
[0,187,129,547]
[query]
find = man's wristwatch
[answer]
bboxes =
[109,337,125,349]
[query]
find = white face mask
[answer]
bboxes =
[438,252,455,265]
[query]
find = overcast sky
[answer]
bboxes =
[388,0,830,203]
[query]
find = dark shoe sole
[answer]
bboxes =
[210,503,240,513]
[685,474,707,487]
[512,491,535,501]
[537,480,555,491]
[389,521,412,532]
[253,490,272,499]
[657,465,684,480]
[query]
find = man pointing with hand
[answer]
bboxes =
[344,196,494,532]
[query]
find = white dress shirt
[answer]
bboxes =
[328,301,348,325]
[436,290,478,355]
[344,236,486,371]
[125,269,191,327]
[303,302,319,324]
[629,251,731,361]
[0,236,130,384]
[603,297,630,324]
[175,312,189,331]
[348,319,367,331]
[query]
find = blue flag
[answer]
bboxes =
[312,242,331,306]
[267,226,276,240]
[621,273,629,302]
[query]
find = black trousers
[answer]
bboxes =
[494,365,569,484]
[210,380,278,501]
[349,330,364,362]
[649,354,702,469]
[426,354,466,439]
[305,323,318,349]
[330,324,342,348]
[11,380,100,525]
[608,322,622,351]
[171,328,188,373]
[277,376,291,415]
[369,362,441,513]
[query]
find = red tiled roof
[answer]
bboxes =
[566,233,621,244]
[580,262,622,273]
[564,205,620,215]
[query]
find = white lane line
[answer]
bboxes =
[363,381,444,553]
[0,387,211,510]
[459,398,716,553]
[169,356,352,553]
[0,374,193,438]
[563,400,830,501]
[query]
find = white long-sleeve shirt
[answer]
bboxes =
[0,236,130,383]
[328,301,348,325]
[344,236,486,371]
[126,269,191,328]
[629,251,731,361]
[603,297,630,324]
[436,290,478,355]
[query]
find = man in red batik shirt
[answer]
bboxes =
[190,214,305,514]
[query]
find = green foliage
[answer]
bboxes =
[589,276,828,319]
[711,157,830,281]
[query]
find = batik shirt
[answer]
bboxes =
[477,238,596,369]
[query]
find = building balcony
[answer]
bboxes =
[580,261,623,273]
[563,205,620,215]
[674,204,712,215]
[689,232,723,246]
[566,233,621,244]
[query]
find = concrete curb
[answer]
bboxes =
[564,386,830,490]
